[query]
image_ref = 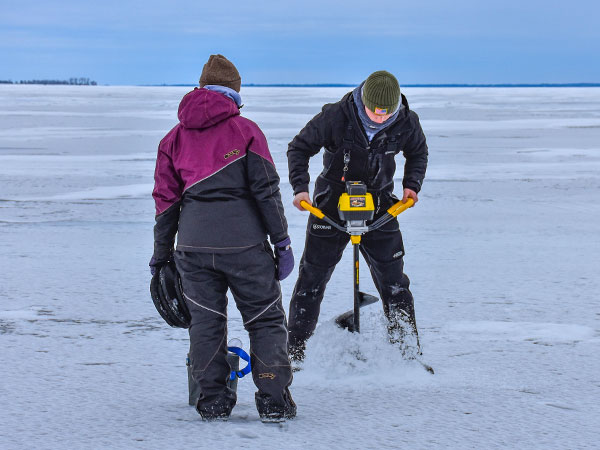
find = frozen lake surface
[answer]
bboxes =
[1,85,599,449]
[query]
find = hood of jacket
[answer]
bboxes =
[177,88,240,130]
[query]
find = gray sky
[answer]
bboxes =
[1,0,598,85]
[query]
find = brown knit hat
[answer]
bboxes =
[199,54,241,92]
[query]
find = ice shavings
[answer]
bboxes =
[300,309,433,385]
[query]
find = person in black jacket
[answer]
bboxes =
[287,71,428,362]
[150,55,296,422]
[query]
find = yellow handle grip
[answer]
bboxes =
[300,200,325,219]
[387,198,415,217]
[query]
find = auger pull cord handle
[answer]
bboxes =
[300,198,414,233]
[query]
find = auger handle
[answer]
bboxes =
[300,200,347,232]
[367,198,415,232]
[387,198,415,217]
[300,200,325,219]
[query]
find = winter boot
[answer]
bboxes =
[386,305,421,359]
[195,393,236,421]
[255,388,297,423]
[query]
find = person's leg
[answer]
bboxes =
[220,243,295,420]
[175,251,236,419]
[360,219,420,353]
[288,216,349,361]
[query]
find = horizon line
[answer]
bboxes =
[144,82,600,88]
[3,81,600,88]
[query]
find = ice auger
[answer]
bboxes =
[301,181,414,333]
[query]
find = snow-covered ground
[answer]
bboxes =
[1,85,599,449]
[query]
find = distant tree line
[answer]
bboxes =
[0,78,97,85]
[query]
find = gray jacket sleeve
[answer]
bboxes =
[246,130,289,244]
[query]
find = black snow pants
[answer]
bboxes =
[288,214,417,358]
[175,243,293,418]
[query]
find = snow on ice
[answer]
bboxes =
[0,85,599,449]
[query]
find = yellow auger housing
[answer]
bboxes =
[337,182,375,222]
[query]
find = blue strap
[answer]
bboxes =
[227,346,252,380]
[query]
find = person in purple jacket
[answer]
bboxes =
[150,54,296,422]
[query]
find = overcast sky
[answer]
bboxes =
[1,0,598,85]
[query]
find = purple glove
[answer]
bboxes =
[274,237,294,281]
[149,256,168,276]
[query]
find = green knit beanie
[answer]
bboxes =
[362,71,400,115]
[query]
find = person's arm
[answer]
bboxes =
[287,104,334,196]
[246,126,289,245]
[152,129,183,262]
[401,113,428,198]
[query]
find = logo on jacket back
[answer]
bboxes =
[224,149,240,159]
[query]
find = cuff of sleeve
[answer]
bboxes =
[274,236,291,248]
[402,180,422,194]
[293,184,309,196]
[153,246,173,262]
[270,233,289,246]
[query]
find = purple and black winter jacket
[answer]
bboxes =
[152,88,288,260]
